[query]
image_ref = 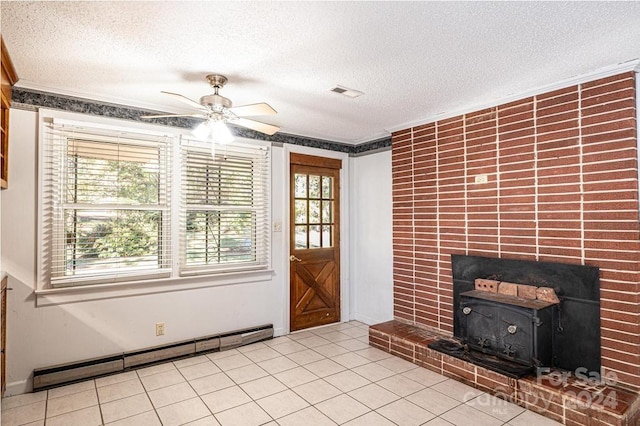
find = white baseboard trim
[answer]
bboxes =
[352,312,392,326]
[5,378,31,396]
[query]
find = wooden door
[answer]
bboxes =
[290,153,341,331]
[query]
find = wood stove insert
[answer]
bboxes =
[460,289,556,368]
[429,255,600,379]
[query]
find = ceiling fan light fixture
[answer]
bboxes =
[192,121,211,140]
[210,120,234,145]
[192,119,234,148]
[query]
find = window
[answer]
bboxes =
[293,173,335,249]
[180,139,270,275]
[40,117,270,289]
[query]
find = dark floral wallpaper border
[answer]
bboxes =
[13,88,391,156]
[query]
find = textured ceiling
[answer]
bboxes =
[2,1,640,144]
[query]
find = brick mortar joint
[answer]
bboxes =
[390,336,416,346]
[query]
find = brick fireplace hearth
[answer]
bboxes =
[369,321,639,426]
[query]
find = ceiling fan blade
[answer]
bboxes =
[228,103,277,117]
[140,113,206,119]
[161,91,208,111]
[234,118,280,136]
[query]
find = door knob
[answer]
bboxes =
[289,255,302,262]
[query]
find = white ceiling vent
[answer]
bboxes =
[330,85,364,98]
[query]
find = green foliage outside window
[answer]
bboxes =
[64,141,163,274]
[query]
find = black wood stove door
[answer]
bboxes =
[460,297,554,367]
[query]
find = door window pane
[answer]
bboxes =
[309,200,321,224]
[292,170,336,251]
[295,200,307,224]
[295,225,308,249]
[322,201,332,224]
[294,174,306,198]
[322,225,332,247]
[309,225,321,248]
[322,176,332,199]
[309,175,320,199]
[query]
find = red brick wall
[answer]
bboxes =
[391,72,640,388]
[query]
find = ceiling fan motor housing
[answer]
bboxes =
[200,94,232,111]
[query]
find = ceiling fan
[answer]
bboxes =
[141,74,280,143]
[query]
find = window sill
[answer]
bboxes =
[35,269,275,306]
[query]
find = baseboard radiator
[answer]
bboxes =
[33,324,273,391]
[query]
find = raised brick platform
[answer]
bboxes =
[370,320,640,426]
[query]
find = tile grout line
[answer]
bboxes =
[93,380,103,426]
[43,391,49,426]
[173,365,220,426]
[44,381,101,425]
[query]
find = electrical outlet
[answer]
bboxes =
[156,322,165,336]
[475,174,488,184]
[273,221,282,232]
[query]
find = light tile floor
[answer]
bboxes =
[1,321,562,426]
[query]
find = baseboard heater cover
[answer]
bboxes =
[33,324,273,391]
[33,355,124,391]
[123,340,196,369]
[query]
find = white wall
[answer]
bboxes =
[1,108,391,395]
[0,109,332,395]
[2,109,289,394]
[349,151,394,325]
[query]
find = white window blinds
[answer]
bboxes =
[180,139,270,275]
[41,119,172,287]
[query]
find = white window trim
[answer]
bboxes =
[36,109,273,304]
[44,120,173,286]
[35,269,274,306]
[178,138,271,276]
